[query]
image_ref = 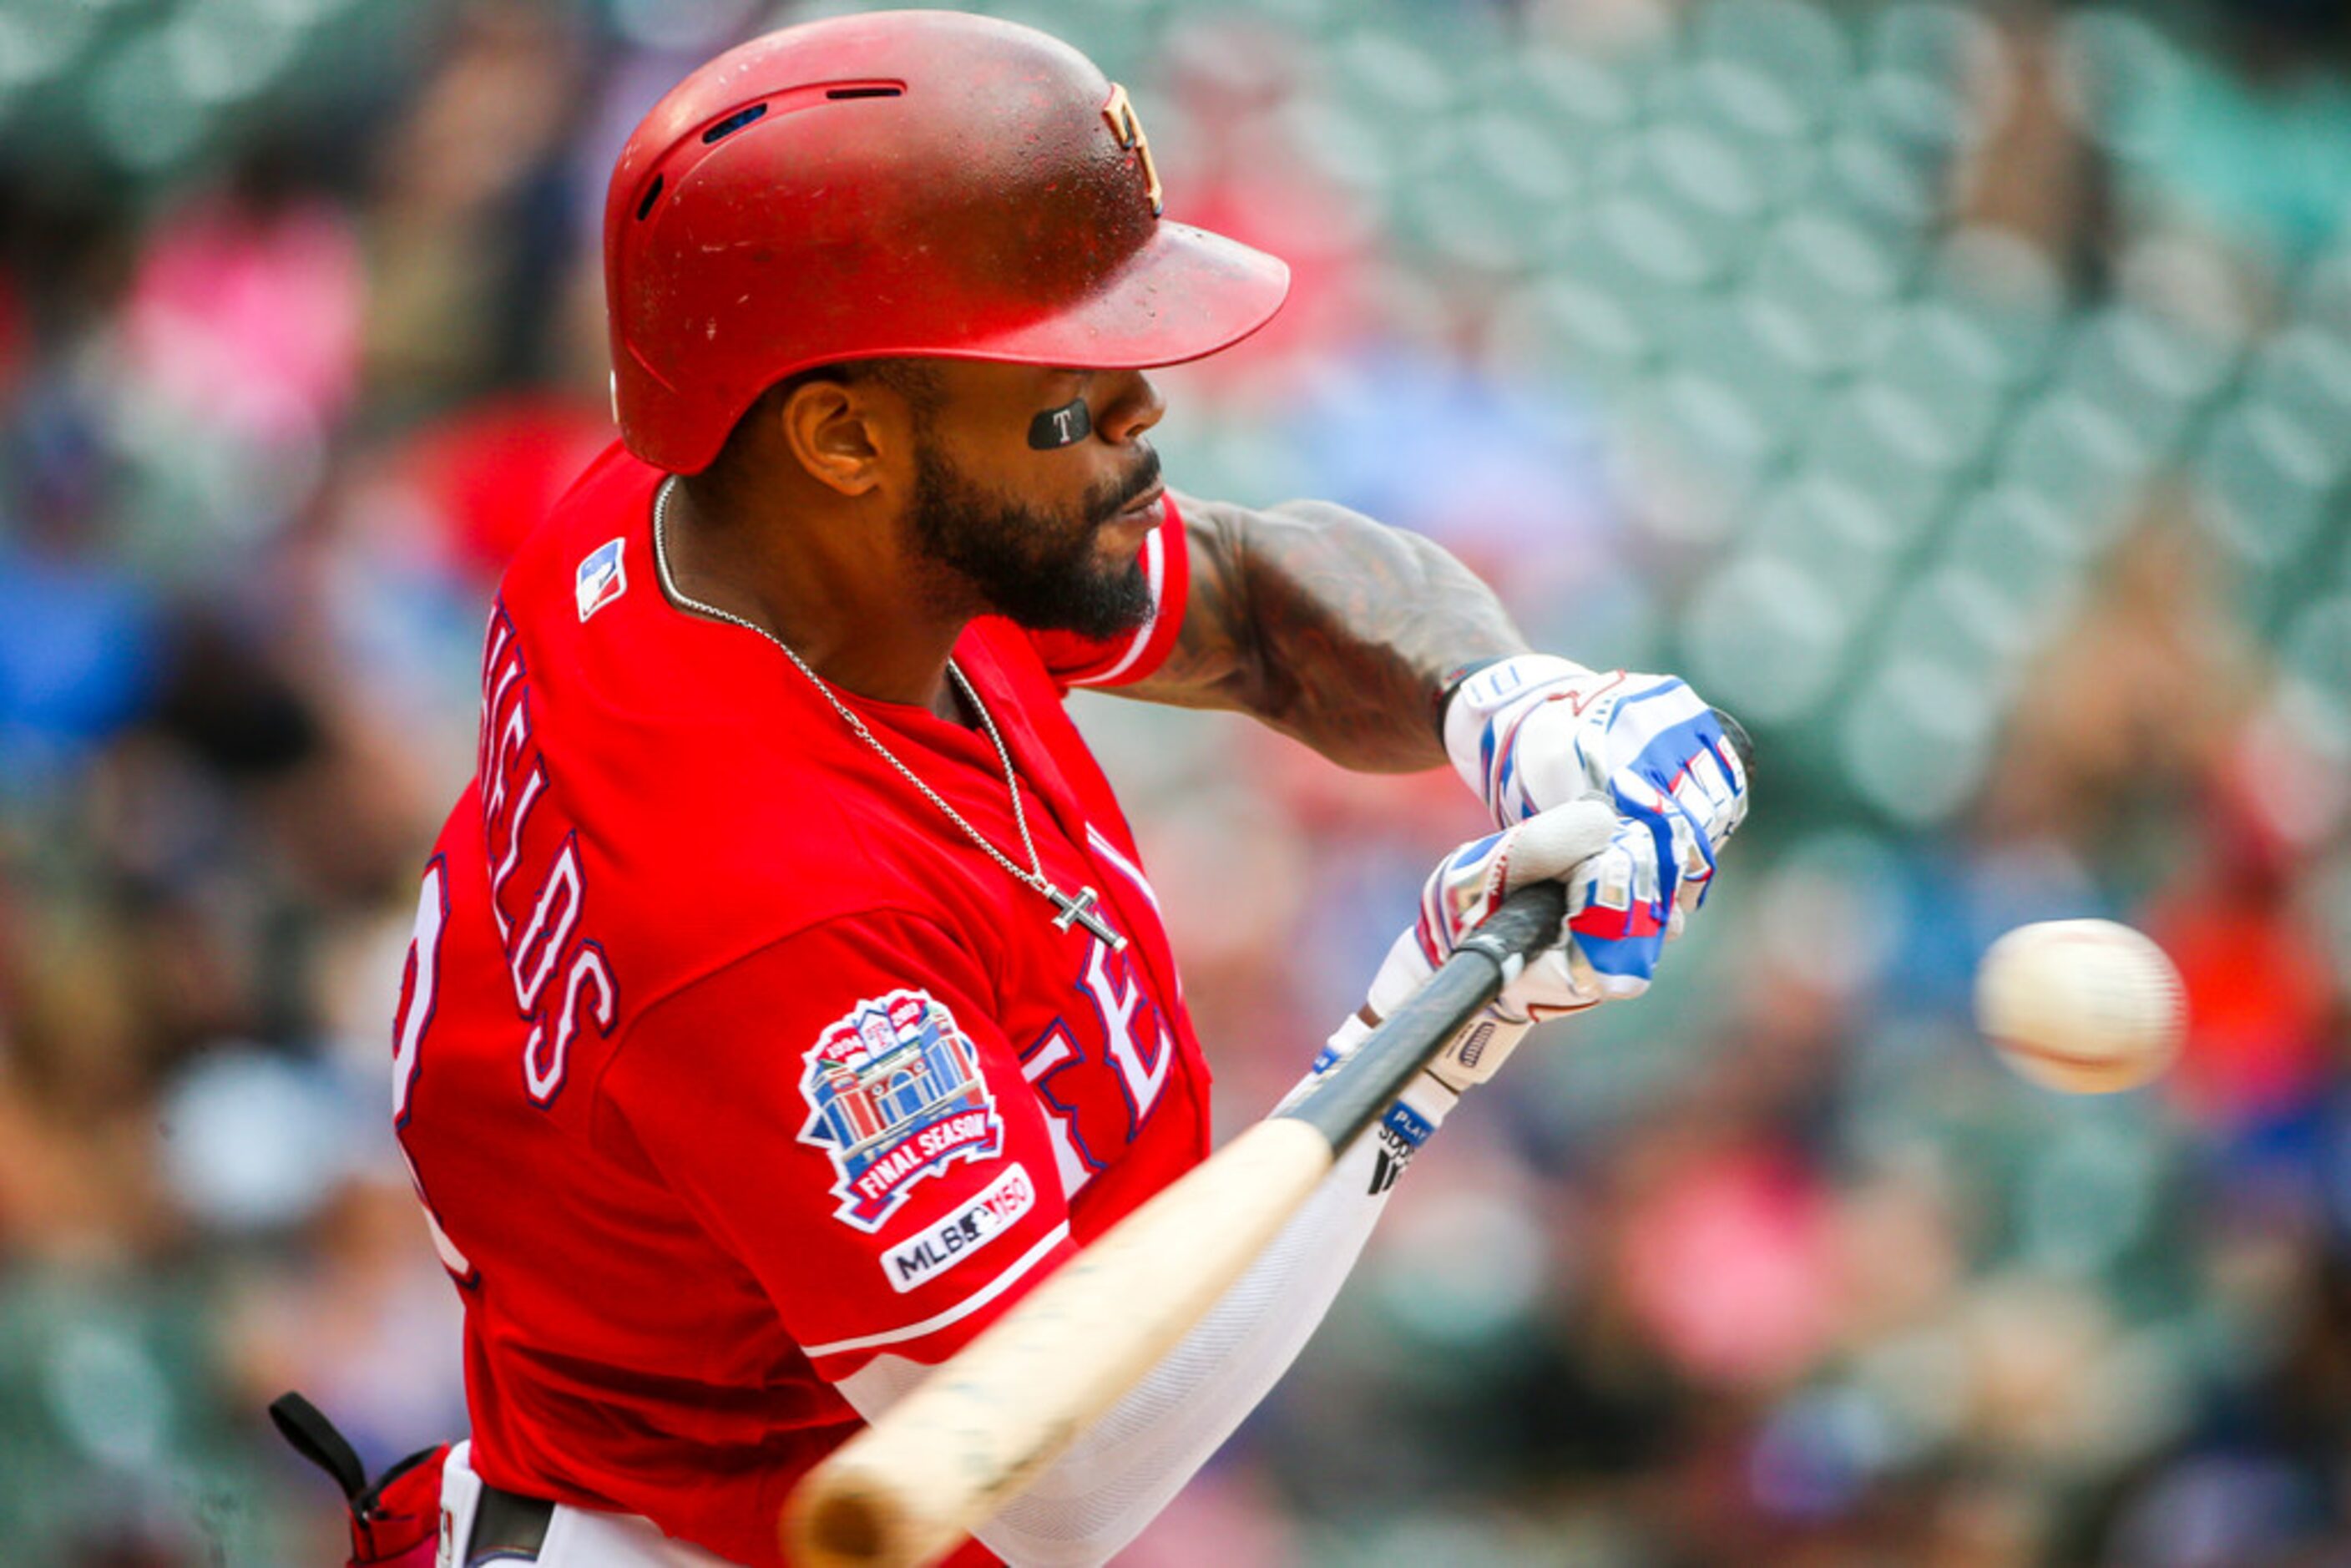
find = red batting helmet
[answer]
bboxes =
[604,10,1292,474]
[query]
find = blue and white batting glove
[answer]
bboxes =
[1311,800,1619,1100]
[1442,655,1748,999]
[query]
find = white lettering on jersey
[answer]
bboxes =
[392,857,448,1125]
[390,855,475,1283]
[1084,937,1169,1129]
[478,611,516,779]
[1087,825,1180,1005]
[525,943,617,1105]
[470,601,621,1112]
[1018,1021,1095,1201]
[1019,930,1176,1203]
[486,762,547,943]
[1084,824,1162,921]
[484,688,532,827]
[509,834,582,1013]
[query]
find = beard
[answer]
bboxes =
[905,437,1160,643]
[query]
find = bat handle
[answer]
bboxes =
[1454,879,1569,972]
[1283,703,1752,1155]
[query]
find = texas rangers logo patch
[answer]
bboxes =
[799,989,1004,1233]
[575,537,628,622]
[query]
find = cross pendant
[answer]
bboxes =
[1048,883,1127,952]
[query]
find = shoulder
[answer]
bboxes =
[593,903,1004,1138]
[633,905,990,1043]
[496,440,661,632]
[575,761,983,1029]
[475,447,980,1009]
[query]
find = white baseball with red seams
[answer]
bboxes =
[1974,920,2187,1094]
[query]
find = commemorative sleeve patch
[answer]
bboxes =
[797,989,1005,1233]
[881,1162,1035,1292]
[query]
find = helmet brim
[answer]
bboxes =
[948,220,1292,372]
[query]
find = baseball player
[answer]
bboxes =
[308,13,1747,1568]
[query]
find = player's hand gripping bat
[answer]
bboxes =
[784,715,1755,1568]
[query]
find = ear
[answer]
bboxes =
[781,378,901,498]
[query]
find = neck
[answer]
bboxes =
[660,475,972,719]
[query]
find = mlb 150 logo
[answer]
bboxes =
[882,1163,1037,1292]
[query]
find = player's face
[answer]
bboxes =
[899,363,1166,643]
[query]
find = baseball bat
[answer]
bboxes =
[784,714,1754,1568]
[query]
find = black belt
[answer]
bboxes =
[467,1480,556,1563]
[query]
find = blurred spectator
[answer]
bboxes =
[121,151,363,453]
[360,1,594,418]
[1949,7,2116,296]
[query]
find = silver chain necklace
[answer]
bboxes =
[650,477,1125,952]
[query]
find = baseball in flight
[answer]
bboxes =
[1974,919,2187,1094]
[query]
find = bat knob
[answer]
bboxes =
[787,1482,890,1566]
[1711,706,1756,776]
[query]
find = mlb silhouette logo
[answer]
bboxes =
[576,538,629,622]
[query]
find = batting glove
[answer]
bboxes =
[1442,655,1748,998]
[1313,799,1618,1100]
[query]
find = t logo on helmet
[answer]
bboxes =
[1102,84,1163,218]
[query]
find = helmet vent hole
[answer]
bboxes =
[635,175,664,221]
[701,104,769,144]
[826,86,902,100]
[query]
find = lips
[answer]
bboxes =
[1115,483,1165,526]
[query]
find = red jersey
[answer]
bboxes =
[392,444,1211,1566]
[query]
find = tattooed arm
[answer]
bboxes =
[1115,494,1529,773]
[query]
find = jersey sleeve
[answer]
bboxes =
[599,912,1076,1381]
[1022,494,1191,690]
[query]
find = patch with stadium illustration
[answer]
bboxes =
[798,988,1005,1232]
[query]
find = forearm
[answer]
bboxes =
[837,1085,1446,1566]
[1130,496,1529,772]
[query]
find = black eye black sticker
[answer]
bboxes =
[1029,397,1092,449]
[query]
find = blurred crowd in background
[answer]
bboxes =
[0,0,2346,1563]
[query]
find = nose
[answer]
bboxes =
[1095,370,1165,444]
